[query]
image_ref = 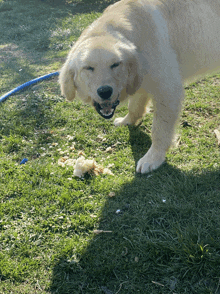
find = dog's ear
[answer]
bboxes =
[126,56,143,96]
[59,61,76,101]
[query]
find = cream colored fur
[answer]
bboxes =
[59,0,220,173]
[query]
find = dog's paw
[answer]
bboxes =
[114,114,141,126]
[136,146,165,174]
[114,114,131,126]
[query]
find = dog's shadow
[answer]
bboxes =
[128,124,152,165]
[49,125,220,294]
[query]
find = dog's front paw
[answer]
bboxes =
[114,114,131,126]
[136,146,165,173]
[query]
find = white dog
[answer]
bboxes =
[59,0,220,173]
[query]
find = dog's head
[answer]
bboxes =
[59,35,142,119]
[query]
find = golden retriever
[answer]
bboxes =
[59,0,220,173]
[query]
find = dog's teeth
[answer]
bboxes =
[100,108,114,117]
[100,109,105,115]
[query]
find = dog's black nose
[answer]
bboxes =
[97,85,113,100]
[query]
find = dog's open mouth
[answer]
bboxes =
[93,98,120,119]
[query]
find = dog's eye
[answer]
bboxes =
[84,66,94,72]
[110,62,121,69]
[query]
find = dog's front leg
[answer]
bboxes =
[136,83,184,173]
[114,88,150,126]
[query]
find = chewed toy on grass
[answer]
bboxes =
[58,155,114,178]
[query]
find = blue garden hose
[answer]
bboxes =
[0,71,59,103]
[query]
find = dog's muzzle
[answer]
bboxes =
[93,98,120,119]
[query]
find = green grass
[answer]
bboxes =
[0,0,220,293]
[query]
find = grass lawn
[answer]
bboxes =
[0,0,220,293]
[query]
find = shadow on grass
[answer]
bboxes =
[0,0,116,94]
[0,0,118,144]
[49,127,220,294]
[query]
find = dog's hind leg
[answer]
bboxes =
[114,88,150,126]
